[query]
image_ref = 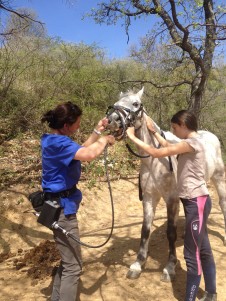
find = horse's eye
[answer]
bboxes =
[133,102,139,108]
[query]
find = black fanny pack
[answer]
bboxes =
[28,186,77,212]
[28,190,46,212]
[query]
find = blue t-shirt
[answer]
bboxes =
[41,134,83,215]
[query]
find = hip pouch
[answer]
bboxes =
[28,191,61,228]
[28,190,46,212]
[37,200,61,228]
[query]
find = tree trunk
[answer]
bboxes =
[188,66,207,120]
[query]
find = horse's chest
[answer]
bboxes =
[140,159,176,191]
[141,157,171,177]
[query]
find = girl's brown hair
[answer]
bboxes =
[171,110,198,132]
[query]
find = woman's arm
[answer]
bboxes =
[126,127,193,158]
[82,117,108,147]
[75,135,115,162]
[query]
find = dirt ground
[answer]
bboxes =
[0,179,226,301]
[0,178,226,301]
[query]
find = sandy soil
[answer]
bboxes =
[0,177,226,301]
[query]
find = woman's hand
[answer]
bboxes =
[106,135,115,146]
[126,127,135,139]
[96,117,109,133]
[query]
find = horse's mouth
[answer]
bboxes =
[106,127,124,140]
[105,119,124,140]
[106,111,130,140]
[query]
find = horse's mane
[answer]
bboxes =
[119,90,135,99]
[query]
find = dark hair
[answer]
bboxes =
[171,110,198,132]
[41,101,82,129]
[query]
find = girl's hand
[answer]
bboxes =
[126,127,135,139]
[146,116,156,133]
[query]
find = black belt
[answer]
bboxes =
[44,185,77,199]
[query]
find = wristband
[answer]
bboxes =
[93,129,101,135]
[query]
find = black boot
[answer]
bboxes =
[200,291,217,301]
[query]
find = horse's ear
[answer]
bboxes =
[137,87,144,99]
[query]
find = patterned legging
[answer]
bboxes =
[181,195,216,301]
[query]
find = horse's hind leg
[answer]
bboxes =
[127,193,159,279]
[161,197,179,282]
[211,165,226,245]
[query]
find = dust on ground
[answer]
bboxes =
[0,136,226,301]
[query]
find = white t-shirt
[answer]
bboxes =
[177,136,209,199]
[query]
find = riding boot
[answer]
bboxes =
[200,291,217,301]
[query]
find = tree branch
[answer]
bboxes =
[0,4,43,24]
[91,78,192,88]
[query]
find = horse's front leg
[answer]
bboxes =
[161,197,179,282]
[127,194,158,279]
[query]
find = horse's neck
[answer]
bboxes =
[153,121,161,134]
[137,117,180,145]
[136,118,160,145]
[137,117,179,177]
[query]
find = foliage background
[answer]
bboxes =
[0,10,226,185]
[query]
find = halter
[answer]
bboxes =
[106,103,144,140]
[106,104,174,169]
[106,103,151,158]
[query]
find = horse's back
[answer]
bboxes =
[198,130,220,145]
[198,130,221,155]
[165,130,221,147]
[165,130,224,181]
[198,130,224,180]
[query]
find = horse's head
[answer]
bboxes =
[106,87,144,140]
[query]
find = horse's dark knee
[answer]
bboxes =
[167,224,177,242]
[141,224,150,240]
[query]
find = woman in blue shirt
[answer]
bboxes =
[41,101,115,301]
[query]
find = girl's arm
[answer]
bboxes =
[151,131,171,147]
[146,116,171,147]
[126,127,193,158]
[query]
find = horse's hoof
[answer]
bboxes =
[126,269,141,279]
[161,269,175,282]
[161,273,175,282]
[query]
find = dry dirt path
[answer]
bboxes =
[0,179,226,301]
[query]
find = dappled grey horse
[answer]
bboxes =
[106,87,226,281]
